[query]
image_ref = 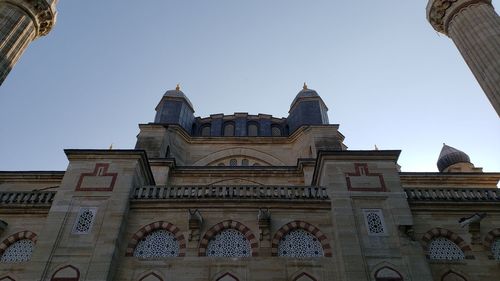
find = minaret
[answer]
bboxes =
[0,0,57,86]
[427,0,500,117]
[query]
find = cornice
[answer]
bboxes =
[427,0,491,34]
[400,172,500,187]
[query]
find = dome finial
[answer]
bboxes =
[303,82,308,90]
[176,83,181,91]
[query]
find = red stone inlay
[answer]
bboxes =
[345,163,386,192]
[76,163,117,192]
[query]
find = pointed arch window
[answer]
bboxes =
[374,266,403,281]
[0,239,34,263]
[51,265,80,281]
[271,125,282,136]
[278,229,324,257]
[216,273,239,281]
[134,230,180,258]
[201,124,211,137]
[428,237,465,260]
[441,271,467,281]
[206,229,251,257]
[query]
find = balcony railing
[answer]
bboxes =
[405,188,500,202]
[131,185,329,201]
[0,191,56,205]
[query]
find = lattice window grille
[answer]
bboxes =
[72,207,97,234]
[428,237,465,260]
[134,230,180,258]
[206,229,251,257]
[362,209,387,236]
[278,229,324,257]
[0,239,34,263]
[229,159,238,166]
[492,238,500,260]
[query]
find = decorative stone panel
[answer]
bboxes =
[345,163,386,191]
[75,163,117,192]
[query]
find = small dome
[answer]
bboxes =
[290,83,320,109]
[437,144,471,172]
[162,85,194,110]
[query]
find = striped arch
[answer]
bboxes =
[199,220,258,256]
[484,228,500,248]
[271,221,332,257]
[125,221,186,257]
[0,230,37,256]
[421,227,473,259]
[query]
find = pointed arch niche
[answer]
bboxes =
[441,270,467,281]
[215,272,239,281]
[0,276,16,281]
[138,272,164,281]
[374,266,403,281]
[293,272,317,281]
[51,265,80,281]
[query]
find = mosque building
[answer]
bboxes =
[0,0,499,280]
[0,84,499,281]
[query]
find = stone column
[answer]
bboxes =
[0,0,56,86]
[427,0,500,117]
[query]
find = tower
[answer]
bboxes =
[426,0,500,117]
[0,0,57,86]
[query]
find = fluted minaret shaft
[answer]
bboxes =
[0,0,56,86]
[427,0,500,117]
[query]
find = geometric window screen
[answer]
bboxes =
[0,239,34,263]
[428,237,465,260]
[206,229,251,257]
[133,230,180,259]
[72,207,97,234]
[362,209,387,236]
[278,229,324,257]
[492,238,500,260]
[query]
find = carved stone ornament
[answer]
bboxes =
[0,0,56,37]
[428,0,490,33]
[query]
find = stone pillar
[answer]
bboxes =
[427,0,500,117]
[0,0,56,85]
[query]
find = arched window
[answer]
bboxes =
[247,123,258,136]
[375,266,403,281]
[51,265,80,281]
[428,237,465,260]
[271,126,282,136]
[441,271,467,281]
[241,159,249,166]
[491,238,500,260]
[133,230,180,258]
[223,123,235,136]
[206,229,251,257]
[229,159,237,166]
[201,125,211,137]
[0,239,34,263]
[278,229,323,257]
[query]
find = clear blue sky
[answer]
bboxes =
[0,0,499,172]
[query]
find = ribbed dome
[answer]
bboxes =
[163,88,194,110]
[437,144,471,172]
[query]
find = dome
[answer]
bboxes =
[437,144,471,172]
[162,85,194,110]
[290,83,321,109]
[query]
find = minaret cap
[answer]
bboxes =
[437,143,472,172]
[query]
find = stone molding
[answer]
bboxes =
[421,227,473,259]
[198,220,258,257]
[0,230,37,256]
[125,221,186,257]
[0,0,56,37]
[271,220,332,257]
[427,0,491,34]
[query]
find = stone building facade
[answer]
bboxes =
[0,86,498,281]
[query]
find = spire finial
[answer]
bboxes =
[303,82,308,90]
[374,144,379,150]
[109,143,113,150]
[176,83,180,91]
